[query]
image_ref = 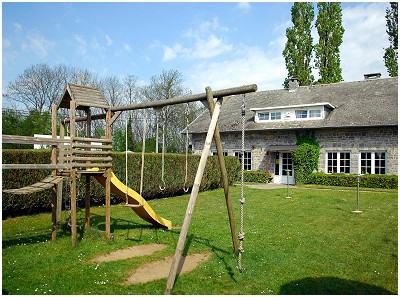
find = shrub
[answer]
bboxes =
[307,172,398,189]
[241,170,268,183]
[292,132,320,184]
[2,150,240,218]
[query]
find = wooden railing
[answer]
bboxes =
[2,135,113,172]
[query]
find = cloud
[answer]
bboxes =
[162,17,233,62]
[74,34,87,57]
[13,22,22,32]
[3,38,11,48]
[105,34,113,46]
[123,43,132,51]
[186,45,286,93]
[21,32,55,59]
[235,2,251,13]
[341,2,389,80]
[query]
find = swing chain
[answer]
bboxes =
[238,93,246,273]
[159,117,166,191]
[183,103,190,192]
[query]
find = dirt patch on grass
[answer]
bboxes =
[125,252,211,284]
[90,243,167,263]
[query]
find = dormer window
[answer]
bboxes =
[270,112,281,120]
[252,102,334,123]
[309,109,322,118]
[295,110,308,119]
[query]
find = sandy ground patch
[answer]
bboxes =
[125,252,211,284]
[90,243,167,263]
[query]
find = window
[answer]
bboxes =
[212,151,228,156]
[235,151,252,170]
[327,152,350,174]
[309,109,322,118]
[270,112,281,120]
[360,152,386,174]
[295,110,308,119]
[258,113,269,121]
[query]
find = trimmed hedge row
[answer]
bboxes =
[306,172,398,189]
[242,170,268,183]
[2,150,240,218]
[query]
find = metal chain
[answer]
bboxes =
[238,93,246,273]
[183,103,190,192]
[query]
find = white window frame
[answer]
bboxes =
[295,110,308,119]
[326,151,351,174]
[235,151,252,170]
[359,151,386,174]
[258,112,269,121]
[309,109,322,119]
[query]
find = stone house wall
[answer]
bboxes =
[191,126,398,175]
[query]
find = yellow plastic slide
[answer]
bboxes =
[93,170,172,230]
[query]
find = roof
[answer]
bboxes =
[57,83,109,110]
[188,77,398,134]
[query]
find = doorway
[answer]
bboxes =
[273,152,295,185]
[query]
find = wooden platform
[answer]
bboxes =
[3,176,63,195]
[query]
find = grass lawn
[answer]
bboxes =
[2,185,398,294]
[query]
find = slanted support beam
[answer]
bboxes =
[165,97,223,295]
[205,87,238,254]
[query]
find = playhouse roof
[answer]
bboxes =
[57,83,109,110]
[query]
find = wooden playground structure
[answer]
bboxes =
[2,82,257,294]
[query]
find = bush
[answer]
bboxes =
[2,150,240,218]
[241,170,268,183]
[307,172,398,189]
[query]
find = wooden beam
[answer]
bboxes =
[51,104,58,241]
[165,97,223,295]
[112,84,257,112]
[2,164,70,170]
[205,87,238,254]
[105,108,112,239]
[2,135,63,145]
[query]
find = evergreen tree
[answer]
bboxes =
[384,2,398,77]
[314,2,344,84]
[283,2,315,87]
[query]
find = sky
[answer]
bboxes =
[2,1,392,109]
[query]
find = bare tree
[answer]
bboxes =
[140,69,193,152]
[5,64,62,113]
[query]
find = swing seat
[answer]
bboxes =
[124,203,143,208]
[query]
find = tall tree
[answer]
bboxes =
[314,2,344,84]
[140,69,192,153]
[384,2,398,77]
[283,2,315,87]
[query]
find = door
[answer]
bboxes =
[273,152,295,185]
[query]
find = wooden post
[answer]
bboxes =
[165,98,223,295]
[70,100,77,247]
[105,108,111,239]
[85,109,91,230]
[51,104,58,241]
[205,87,239,254]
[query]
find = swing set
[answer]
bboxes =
[2,82,257,294]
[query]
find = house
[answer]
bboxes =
[187,75,398,184]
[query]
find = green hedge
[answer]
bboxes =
[2,150,240,218]
[307,172,398,189]
[241,170,269,183]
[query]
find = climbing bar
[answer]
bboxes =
[111,84,257,112]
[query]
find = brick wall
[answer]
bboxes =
[191,126,398,175]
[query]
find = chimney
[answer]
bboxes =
[364,73,381,80]
[288,77,299,91]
